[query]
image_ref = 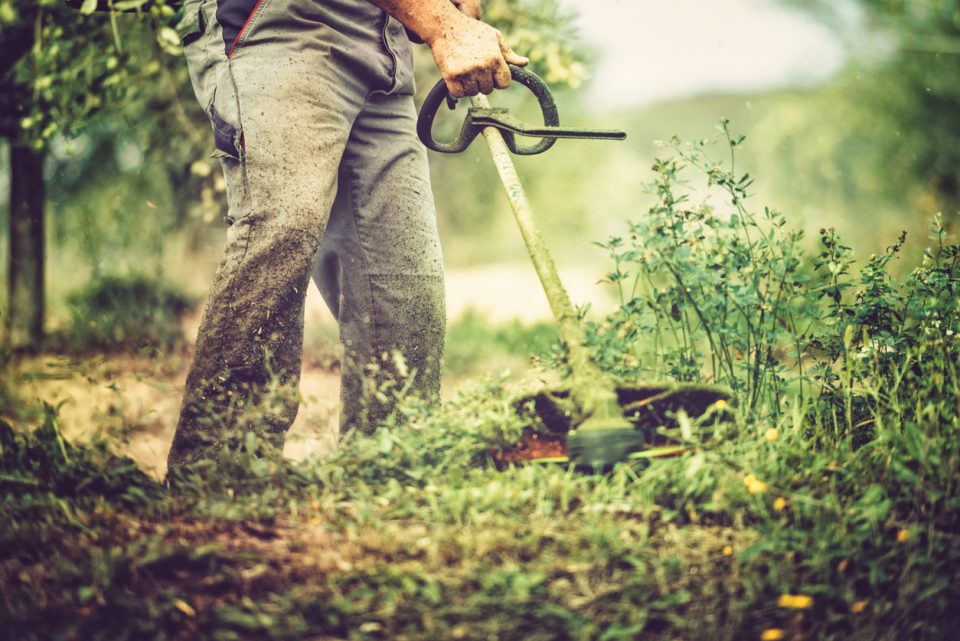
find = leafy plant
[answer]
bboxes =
[589,121,960,433]
[590,120,815,417]
[64,272,192,351]
[4,125,960,641]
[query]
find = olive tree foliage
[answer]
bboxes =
[0,0,194,349]
[484,0,588,87]
[775,0,960,223]
[0,0,181,147]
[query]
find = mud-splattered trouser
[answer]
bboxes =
[167,0,445,469]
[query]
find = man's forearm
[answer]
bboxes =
[368,0,527,98]
[366,0,466,45]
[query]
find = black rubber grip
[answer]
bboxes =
[417,65,560,155]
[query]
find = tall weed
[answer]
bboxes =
[590,121,960,434]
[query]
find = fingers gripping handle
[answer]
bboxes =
[417,65,560,155]
[416,81,471,153]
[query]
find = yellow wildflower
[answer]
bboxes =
[773,497,787,512]
[760,629,785,641]
[765,428,779,442]
[896,529,910,543]
[722,545,733,556]
[851,600,868,614]
[777,594,814,610]
[173,598,196,617]
[743,474,767,495]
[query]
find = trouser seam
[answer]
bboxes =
[228,0,274,58]
[218,59,253,335]
[343,145,382,356]
[378,13,400,96]
[226,58,250,194]
[368,273,444,280]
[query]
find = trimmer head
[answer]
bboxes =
[566,428,648,471]
[497,383,734,470]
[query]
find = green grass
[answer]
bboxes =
[2,127,958,640]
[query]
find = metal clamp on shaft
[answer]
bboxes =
[417,65,627,156]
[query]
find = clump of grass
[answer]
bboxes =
[0,405,162,508]
[5,374,958,639]
[63,272,193,352]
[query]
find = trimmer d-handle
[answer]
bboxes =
[417,65,626,155]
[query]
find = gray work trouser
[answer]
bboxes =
[167,0,445,469]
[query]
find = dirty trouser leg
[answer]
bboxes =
[313,90,445,434]
[168,0,415,468]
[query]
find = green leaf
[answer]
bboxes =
[684,451,705,478]
[80,0,99,15]
[157,25,182,53]
[112,0,149,10]
[379,430,394,455]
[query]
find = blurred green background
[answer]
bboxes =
[1,0,958,349]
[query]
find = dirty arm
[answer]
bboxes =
[366,0,528,98]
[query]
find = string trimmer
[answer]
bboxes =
[418,66,731,469]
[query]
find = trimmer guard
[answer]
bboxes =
[495,384,734,469]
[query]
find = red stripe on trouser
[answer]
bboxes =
[228,0,265,58]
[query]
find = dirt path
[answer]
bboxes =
[442,263,617,322]
[9,288,345,479]
[8,350,341,481]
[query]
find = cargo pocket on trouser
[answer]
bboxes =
[178,0,216,111]
[177,0,250,226]
[208,100,249,226]
[175,0,206,46]
[209,102,243,160]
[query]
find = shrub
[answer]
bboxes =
[65,273,193,352]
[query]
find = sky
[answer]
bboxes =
[564,0,853,109]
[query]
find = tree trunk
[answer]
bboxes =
[7,142,45,351]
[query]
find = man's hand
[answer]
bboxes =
[428,12,528,98]
[368,0,528,98]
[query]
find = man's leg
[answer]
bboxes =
[168,0,398,469]
[313,90,446,434]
